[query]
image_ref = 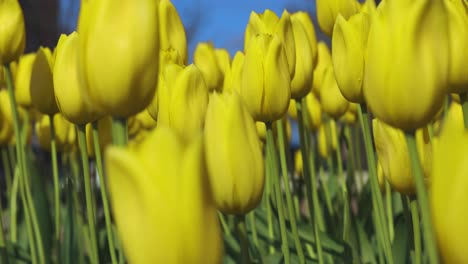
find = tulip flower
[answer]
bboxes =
[35,113,74,152]
[292,12,318,65]
[204,92,264,214]
[30,47,59,115]
[340,103,358,124]
[0,0,26,64]
[332,12,370,103]
[294,150,303,177]
[136,110,157,130]
[373,118,432,194]
[0,90,14,144]
[85,116,112,157]
[364,0,450,130]
[223,51,244,93]
[320,66,349,119]
[312,42,332,97]
[78,0,159,117]
[316,0,360,36]
[105,125,222,264]
[193,42,223,92]
[158,0,188,64]
[431,103,468,263]
[54,32,100,125]
[240,34,291,122]
[318,124,330,159]
[377,160,386,193]
[305,92,323,131]
[245,10,295,77]
[256,122,266,142]
[157,64,208,142]
[14,53,35,108]
[215,48,231,77]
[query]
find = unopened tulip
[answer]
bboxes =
[35,114,74,152]
[205,92,264,214]
[332,12,370,103]
[86,116,112,157]
[294,150,303,177]
[316,0,360,36]
[240,34,290,122]
[30,47,58,115]
[318,124,330,159]
[312,42,332,97]
[193,42,223,92]
[223,51,244,93]
[158,0,187,64]
[0,0,26,64]
[305,92,323,131]
[0,90,14,144]
[292,12,318,65]
[105,126,222,264]
[14,53,35,108]
[136,110,157,130]
[215,49,231,76]
[320,66,349,119]
[78,0,159,117]
[364,0,449,130]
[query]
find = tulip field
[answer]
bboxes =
[0,0,467,263]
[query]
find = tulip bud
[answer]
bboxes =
[105,126,222,263]
[30,47,58,115]
[14,53,35,108]
[54,32,100,125]
[312,42,332,97]
[340,103,358,124]
[292,12,318,66]
[377,160,386,193]
[256,121,266,142]
[0,90,14,144]
[431,103,468,263]
[294,150,303,177]
[320,66,349,119]
[305,92,323,131]
[136,110,157,130]
[316,0,360,36]
[0,0,26,64]
[205,92,264,214]
[240,34,291,122]
[158,0,188,64]
[215,48,231,77]
[78,0,159,117]
[332,12,370,103]
[35,114,74,152]
[85,116,112,157]
[318,124,330,159]
[364,0,450,130]
[193,42,223,92]
[223,51,244,93]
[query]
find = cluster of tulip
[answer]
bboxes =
[0,0,467,263]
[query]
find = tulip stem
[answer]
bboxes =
[264,158,276,254]
[385,181,394,242]
[295,100,324,264]
[92,121,118,264]
[266,122,290,264]
[357,104,393,263]
[459,93,468,129]
[410,198,421,264]
[276,119,305,264]
[49,114,61,248]
[405,131,439,264]
[9,166,19,243]
[2,148,12,198]
[112,117,128,146]
[235,215,251,264]
[248,212,259,249]
[76,124,99,264]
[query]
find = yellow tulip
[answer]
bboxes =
[78,0,159,117]
[312,42,332,97]
[223,51,244,93]
[105,125,222,264]
[316,0,360,36]
[136,110,157,130]
[294,150,303,177]
[35,113,74,152]
[377,160,386,193]
[245,10,295,77]
[256,121,266,142]
[215,48,231,77]
[157,64,208,142]
[305,92,322,131]
[193,42,223,92]
[240,34,291,122]
[14,53,35,108]
[320,66,349,119]
[340,106,358,124]
[54,32,100,125]
[30,47,58,115]
[431,103,468,263]
[0,90,14,144]
[373,118,431,194]
[364,0,449,131]
[445,0,468,93]
[158,0,187,64]
[292,12,318,66]
[0,0,25,64]
[287,99,297,119]
[127,116,142,139]
[318,124,330,159]
[332,12,370,103]
[204,92,264,214]
[85,116,112,157]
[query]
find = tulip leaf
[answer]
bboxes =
[262,253,284,264]
[392,215,409,264]
[297,224,352,260]
[355,219,377,264]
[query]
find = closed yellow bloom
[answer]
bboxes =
[364,0,449,131]
[85,116,112,157]
[0,0,25,64]
[245,10,295,77]
[320,66,349,119]
[158,0,187,64]
[318,124,330,159]
[377,160,386,193]
[223,51,244,93]
[287,99,297,119]
[35,114,74,152]
[340,105,358,124]
[294,150,303,177]
[316,0,360,36]
[312,42,332,97]
[54,32,100,125]
[332,12,370,103]
[373,118,431,194]
[215,49,231,77]
[292,12,318,66]
[445,0,468,93]
[78,0,159,117]
[157,64,208,142]
[305,92,323,131]
[105,126,222,264]
[431,103,468,263]
[0,90,14,144]
[127,115,142,139]
[193,42,223,92]
[136,110,157,130]
[256,121,266,142]
[30,47,58,115]
[240,34,291,122]
[205,92,264,214]
[14,53,35,108]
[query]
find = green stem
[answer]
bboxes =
[92,121,118,264]
[265,148,275,254]
[19,171,38,264]
[295,101,324,264]
[354,124,364,194]
[235,215,250,264]
[9,167,19,243]
[218,212,231,237]
[385,181,394,242]
[77,125,99,264]
[276,119,305,264]
[405,131,439,263]
[410,198,421,264]
[111,117,128,146]
[248,212,259,248]
[266,122,290,264]
[357,104,393,264]
[49,114,61,245]
[459,93,468,129]
[2,148,12,198]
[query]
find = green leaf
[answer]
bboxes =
[392,215,409,264]
[355,219,376,264]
